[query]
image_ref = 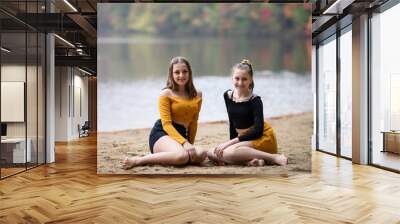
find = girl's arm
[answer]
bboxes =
[188,92,202,144]
[224,90,239,140]
[159,91,187,144]
[214,91,240,157]
[236,96,264,141]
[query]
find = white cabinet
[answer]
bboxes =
[1,138,32,163]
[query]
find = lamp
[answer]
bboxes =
[63,0,78,12]
[78,67,93,76]
[54,34,75,48]
[322,0,355,15]
[1,47,11,53]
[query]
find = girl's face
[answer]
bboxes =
[172,62,189,87]
[232,68,252,91]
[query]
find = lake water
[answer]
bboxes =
[98,37,312,132]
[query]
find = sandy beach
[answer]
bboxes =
[97,112,312,175]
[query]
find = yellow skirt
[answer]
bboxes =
[249,122,278,154]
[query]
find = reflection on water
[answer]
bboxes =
[98,36,310,82]
[98,70,312,132]
[98,36,311,132]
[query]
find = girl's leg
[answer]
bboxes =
[206,142,257,165]
[155,136,206,164]
[207,148,226,165]
[247,158,265,167]
[220,141,287,166]
[123,136,189,169]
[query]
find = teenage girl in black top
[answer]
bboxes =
[207,59,287,166]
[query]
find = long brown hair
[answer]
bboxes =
[164,56,197,98]
[232,59,254,90]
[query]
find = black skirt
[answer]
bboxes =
[148,119,188,153]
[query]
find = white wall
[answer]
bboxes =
[55,67,89,141]
[1,65,39,138]
[1,64,46,164]
[72,73,89,137]
[55,66,69,141]
[1,66,26,129]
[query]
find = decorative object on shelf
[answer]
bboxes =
[381,131,400,154]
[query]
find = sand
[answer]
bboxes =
[97,112,312,175]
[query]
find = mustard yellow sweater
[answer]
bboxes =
[158,95,202,144]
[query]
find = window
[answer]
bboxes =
[340,27,352,158]
[317,35,337,154]
[370,3,400,171]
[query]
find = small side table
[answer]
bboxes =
[381,131,400,154]
[0,138,32,164]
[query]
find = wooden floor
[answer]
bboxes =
[0,167,26,178]
[0,135,400,223]
[372,150,400,171]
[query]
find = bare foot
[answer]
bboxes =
[215,160,226,166]
[247,158,266,167]
[274,154,288,166]
[122,156,140,169]
[190,148,207,164]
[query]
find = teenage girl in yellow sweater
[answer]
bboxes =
[207,59,288,166]
[123,57,206,169]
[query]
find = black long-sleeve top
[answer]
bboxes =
[223,89,264,141]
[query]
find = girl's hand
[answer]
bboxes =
[183,142,201,163]
[214,142,229,159]
[183,144,206,164]
[183,141,195,151]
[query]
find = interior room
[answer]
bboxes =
[0,0,399,223]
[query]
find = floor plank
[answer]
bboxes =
[0,135,399,223]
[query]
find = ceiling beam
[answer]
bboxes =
[322,0,356,15]
[67,13,97,39]
[55,55,96,71]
